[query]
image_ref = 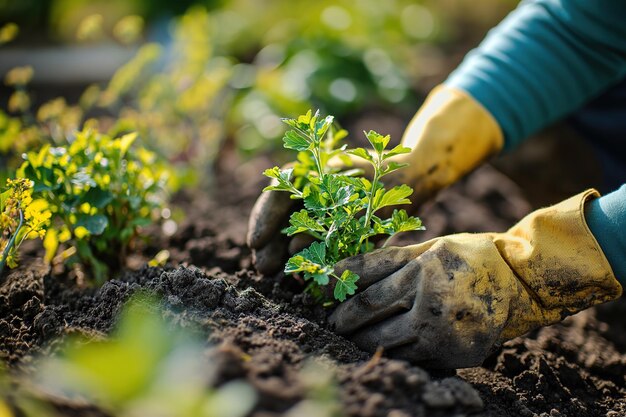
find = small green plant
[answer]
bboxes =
[18,128,169,283]
[0,178,50,277]
[34,295,257,417]
[264,110,423,301]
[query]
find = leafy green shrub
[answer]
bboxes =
[264,110,423,301]
[0,178,50,276]
[18,129,169,283]
[91,7,232,187]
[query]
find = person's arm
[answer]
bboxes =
[446,0,626,150]
[586,184,626,285]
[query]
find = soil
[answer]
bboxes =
[1,161,625,417]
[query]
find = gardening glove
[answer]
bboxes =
[248,85,504,274]
[329,189,623,369]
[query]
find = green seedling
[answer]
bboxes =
[18,128,169,283]
[264,110,423,301]
[33,294,257,417]
[0,178,50,277]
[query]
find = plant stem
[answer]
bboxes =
[0,206,24,277]
[361,156,381,242]
[312,147,325,180]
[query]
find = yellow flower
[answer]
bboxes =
[74,226,90,239]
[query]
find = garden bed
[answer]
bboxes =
[1,162,625,417]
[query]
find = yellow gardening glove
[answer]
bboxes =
[329,189,622,369]
[248,85,504,274]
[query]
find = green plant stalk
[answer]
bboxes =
[361,153,381,247]
[0,204,23,276]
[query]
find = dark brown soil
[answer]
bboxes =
[1,163,625,417]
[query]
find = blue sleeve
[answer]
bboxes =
[585,185,626,286]
[445,0,626,151]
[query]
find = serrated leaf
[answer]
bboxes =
[336,175,365,191]
[318,176,355,210]
[315,115,334,138]
[283,130,310,151]
[262,166,282,180]
[303,188,326,211]
[364,130,390,154]
[389,209,424,233]
[285,242,333,286]
[285,209,325,236]
[262,167,296,193]
[285,255,306,274]
[382,145,411,160]
[347,147,373,163]
[334,269,359,301]
[304,241,326,265]
[372,185,413,211]
[381,161,409,177]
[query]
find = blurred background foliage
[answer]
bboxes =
[0,0,517,187]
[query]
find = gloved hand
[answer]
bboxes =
[248,85,504,274]
[328,189,622,369]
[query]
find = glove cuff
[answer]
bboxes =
[495,189,623,340]
[400,85,504,199]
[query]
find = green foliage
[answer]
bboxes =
[0,178,50,276]
[33,294,257,417]
[264,110,424,302]
[0,10,231,190]
[98,7,233,187]
[18,129,169,283]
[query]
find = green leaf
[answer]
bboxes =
[347,148,373,163]
[364,130,390,154]
[284,209,325,236]
[381,161,409,177]
[283,130,310,151]
[334,270,359,301]
[372,185,413,211]
[82,187,114,209]
[75,214,108,235]
[285,255,305,274]
[304,241,326,265]
[388,209,424,233]
[285,242,333,286]
[303,188,326,211]
[314,115,334,138]
[382,145,411,160]
[262,167,297,194]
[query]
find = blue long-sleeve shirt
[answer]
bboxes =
[444,0,626,284]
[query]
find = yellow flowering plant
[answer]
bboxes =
[0,178,50,276]
[18,128,169,283]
